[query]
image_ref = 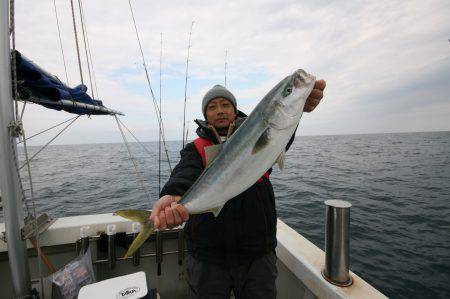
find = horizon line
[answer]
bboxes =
[19,129,450,147]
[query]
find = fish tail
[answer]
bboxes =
[115,210,155,258]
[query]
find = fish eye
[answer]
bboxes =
[282,85,293,97]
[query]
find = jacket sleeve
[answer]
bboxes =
[160,142,204,197]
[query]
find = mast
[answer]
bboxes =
[0,0,32,296]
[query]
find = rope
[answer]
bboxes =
[116,117,172,171]
[70,0,84,85]
[77,0,95,98]
[19,116,80,170]
[52,0,69,84]
[78,0,99,98]
[114,115,152,200]
[17,115,79,143]
[127,0,172,172]
[8,123,31,214]
[182,21,194,148]
[19,101,26,121]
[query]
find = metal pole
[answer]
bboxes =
[322,200,353,287]
[0,0,32,296]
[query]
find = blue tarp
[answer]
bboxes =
[13,50,112,115]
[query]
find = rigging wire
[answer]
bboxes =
[52,0,70,84]
[70,0,84,85]
[78,0,99,98]
[114,115,152,200]
[127,0,172,171]
[17,115,79,143]
[182,21,194,149]
[77,0,95,98]
[19,116,81,171]
[116,117,168,162]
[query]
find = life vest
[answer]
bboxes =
[193,137,270,183]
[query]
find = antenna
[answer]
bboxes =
[182,21,194,149]
[224,50,228,87]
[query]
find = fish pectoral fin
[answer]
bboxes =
[205,144,223,166]
[276,150,285,171]
[207,205,224,217]
[252,128,271,154]
[123,224,154,259]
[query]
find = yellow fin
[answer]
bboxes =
[123,224,154,259]
[115,209,151,222]
[115,209,154,258]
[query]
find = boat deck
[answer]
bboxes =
[0,213,386,298]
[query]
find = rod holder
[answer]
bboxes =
[132,222,141,266]
[322,200,353,287]
[156,230,163,276]
[177,230,185,266]
[106,224,116,270]
[78,226,90,255]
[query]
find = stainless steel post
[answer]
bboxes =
[322,200,353,286]
[106,224,116,269]
[79,226,90,255]
[132,222,140,266]
[156,231,162,276]
[0,0,32,296]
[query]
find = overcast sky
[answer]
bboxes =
[13,0,450,145]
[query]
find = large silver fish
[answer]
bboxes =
[117,69,315,258]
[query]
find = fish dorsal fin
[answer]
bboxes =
[276,150,285,171]
[207,205,224,217]
[205,144,223,166]
[252,128,271,154]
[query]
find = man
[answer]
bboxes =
[150,80,326,298]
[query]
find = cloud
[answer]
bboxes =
[12,0,450,145]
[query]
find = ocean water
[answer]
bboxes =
[2,131,450,298]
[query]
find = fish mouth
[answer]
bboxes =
[293,69,315,89]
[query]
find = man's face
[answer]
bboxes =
[205,97,236,129]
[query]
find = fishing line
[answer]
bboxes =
[127,0,172,171]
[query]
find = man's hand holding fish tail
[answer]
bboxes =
[150,195,187,230]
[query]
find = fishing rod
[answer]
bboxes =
[159,33,162,194]
[224,50,228,87]
[182,21,194,148]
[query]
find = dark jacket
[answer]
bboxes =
[160,111,296,264]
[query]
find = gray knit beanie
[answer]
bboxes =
[202,84,237,118]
